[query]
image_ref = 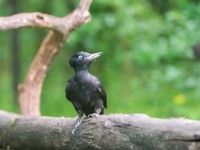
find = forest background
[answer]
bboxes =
[1,0,200,119]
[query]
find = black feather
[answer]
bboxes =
[65,51,107,117]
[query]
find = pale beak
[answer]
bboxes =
[86,52,103,61]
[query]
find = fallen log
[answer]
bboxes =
[0,110,200,150]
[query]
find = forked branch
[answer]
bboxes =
[0,0,92,116]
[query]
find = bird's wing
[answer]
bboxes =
[65,79,72,101]
[98,83,107,108]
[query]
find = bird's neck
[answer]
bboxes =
[75,69,89,77]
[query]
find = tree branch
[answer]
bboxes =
[0,111,200,150]
[0,12,65,33]
[0,0,92,116]
[0,0,91,34]
[18,30,65,116]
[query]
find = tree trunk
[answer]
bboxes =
[0,111,200,150]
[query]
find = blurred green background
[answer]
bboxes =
[1,0,200,119]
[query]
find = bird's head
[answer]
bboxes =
[69,51,103,71]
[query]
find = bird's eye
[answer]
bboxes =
[78,55,83,59]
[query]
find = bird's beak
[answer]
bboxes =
[87,52,103,61]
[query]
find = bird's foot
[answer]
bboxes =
[83,116,88,119]
[71,123,80,135]
[72,128,76,135]
[88,113,99,118]
[71,117,83,135]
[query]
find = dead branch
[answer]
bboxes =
[0,0,91,34]
[0,12,65,33]
[0,0,92,116]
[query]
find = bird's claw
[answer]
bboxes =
[88,113,99,118]
[71,116,83,135]
[72,129,75,135]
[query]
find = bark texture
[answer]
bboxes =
[0,111,200,150]
[0,0,92,116]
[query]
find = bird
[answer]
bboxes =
[65,51,107,134]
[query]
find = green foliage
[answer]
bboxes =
[1,0,200,119]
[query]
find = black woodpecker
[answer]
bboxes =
[65,51,107,134]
